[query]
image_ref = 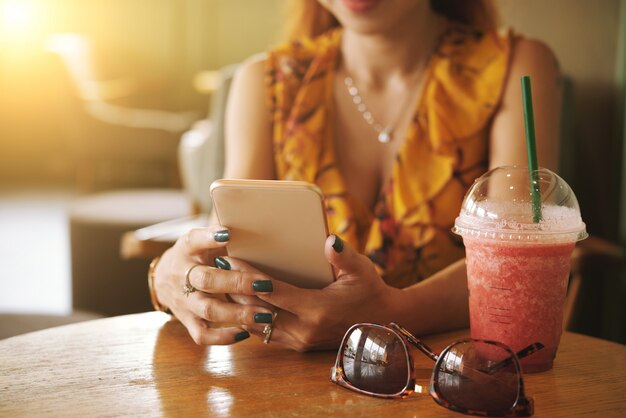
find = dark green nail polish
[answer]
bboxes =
[332,235,344,253]
[254,313,273,324]
[234,331,250,342]
[214,256,231,270]
[214,230,230,242]
[252,280,273,293]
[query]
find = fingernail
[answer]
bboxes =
[254,313,273,324]
[332,235,344,253]
[214,230,230,242]
[234,330,250,342]
[214,256,231,270]
[252,280,273,293]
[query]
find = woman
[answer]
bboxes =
[152,0,561,351]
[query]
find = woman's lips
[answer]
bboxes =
[342,0,382,13]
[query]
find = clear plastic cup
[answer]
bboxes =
[453,166,587,373]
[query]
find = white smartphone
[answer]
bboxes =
[209,179,335,289]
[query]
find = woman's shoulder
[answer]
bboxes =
[233,53,267,85]
[510,36,559,76]
[226,53,268,108]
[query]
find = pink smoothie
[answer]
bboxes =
[464,238,575,373]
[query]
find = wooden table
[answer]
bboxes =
[1,312,624,417]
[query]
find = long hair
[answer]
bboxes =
[283,0,499,42]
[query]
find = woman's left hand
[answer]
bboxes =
[222,235,402,351]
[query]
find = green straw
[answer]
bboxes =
[521,76,542,223]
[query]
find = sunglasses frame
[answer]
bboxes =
[431,338,534,417]
[331,323,418,399]
[331,323,537,417]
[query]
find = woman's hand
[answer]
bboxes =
[223,235,402,351]
[153,226,276,345]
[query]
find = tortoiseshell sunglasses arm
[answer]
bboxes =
[389,322,544,376]
[483,342,545,374]
[389,322,438,362]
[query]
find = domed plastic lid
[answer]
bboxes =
[453,166,588,243]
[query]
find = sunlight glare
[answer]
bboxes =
[1,0,34,36]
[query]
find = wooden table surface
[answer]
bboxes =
[1,312,625,417]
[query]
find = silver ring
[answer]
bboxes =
[263,311,279,344]
[183,264,200,297]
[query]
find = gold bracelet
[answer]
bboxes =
[148,256,171,314]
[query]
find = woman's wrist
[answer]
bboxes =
[148,255,172,315]
[378,284,407,325]
[391,260,470,335]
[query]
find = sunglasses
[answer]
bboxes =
[331,323,543,417]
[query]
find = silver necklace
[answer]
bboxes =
[344,76,393,143]
[343,55,432,144]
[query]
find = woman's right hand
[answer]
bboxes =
[152,226,276,345]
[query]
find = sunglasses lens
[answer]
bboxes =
[341,325,409,395]
[432,341,521,413]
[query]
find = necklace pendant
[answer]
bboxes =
[378,129,391,144]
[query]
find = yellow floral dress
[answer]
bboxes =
[265,26,513,288]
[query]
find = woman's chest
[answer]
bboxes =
[332,89,418,211]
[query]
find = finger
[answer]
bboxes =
[324,235,377,278]
[245,309,301,349]
[187,291,275,326]
[178,226,230,256]
[246,310,336,352]
[224,256,322,315]
[188,261,275,296]
[229,294,275,310]
[172,307,251,346]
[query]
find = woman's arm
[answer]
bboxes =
[490,38,562,171]
[389,259,469,335]
[223,54,275,180]
[383,38,564,336]
[206,56,275,225]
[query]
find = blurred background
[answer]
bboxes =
[0,0,625,343]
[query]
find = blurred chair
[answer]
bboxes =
[178,64,238,213]
[45,32,203,316]
[565,237,625,330]
[46,33,198,191]
[68,64,238,317]
[119,64,239,261]
[558,77,626,342]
